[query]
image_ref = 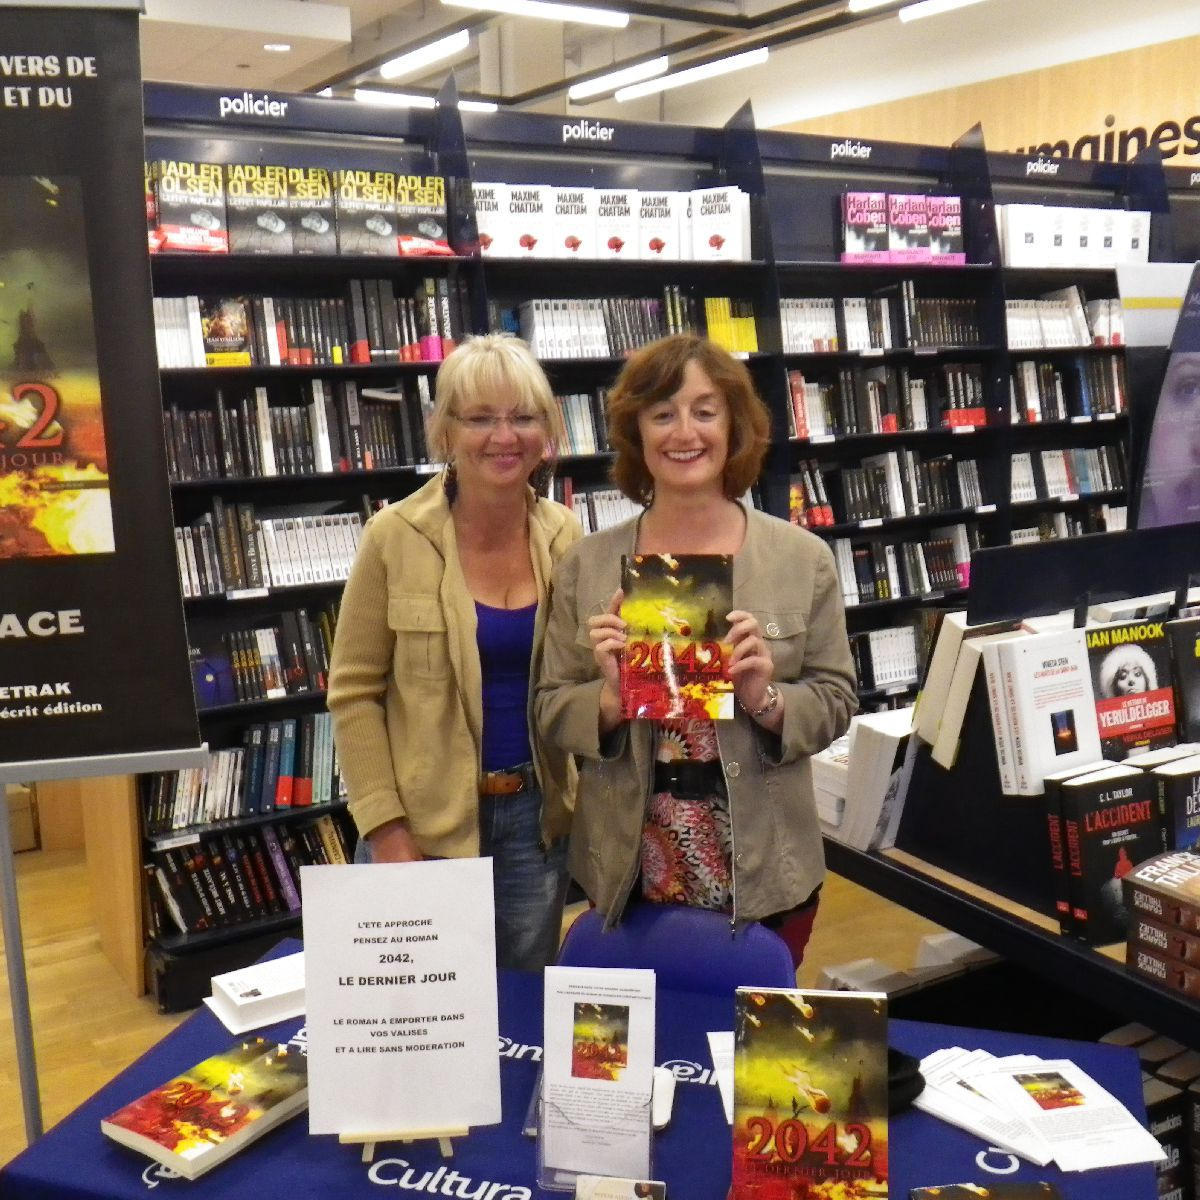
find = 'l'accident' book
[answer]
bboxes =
[620,553,734,720]
[100,1036,307,1179]
[733,987,889,1200]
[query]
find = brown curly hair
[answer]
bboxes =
[606,334,771,505]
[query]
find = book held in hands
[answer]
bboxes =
[619,553,734,721]
[100,1036,307,1179]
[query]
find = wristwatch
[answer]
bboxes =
[749,682,781,719]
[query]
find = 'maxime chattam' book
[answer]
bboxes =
[733,987,889,1200]
[620,553,734,721]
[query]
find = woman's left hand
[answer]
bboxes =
[726,610,774,715]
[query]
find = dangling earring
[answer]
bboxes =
[443,458,459,503]
[529,459,554,498]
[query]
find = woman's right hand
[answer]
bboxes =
[366,818,424,864]
[588,588,626,732]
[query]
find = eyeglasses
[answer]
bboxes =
[452,411,544,433]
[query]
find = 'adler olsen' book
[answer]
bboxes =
[101,1037,307,1179]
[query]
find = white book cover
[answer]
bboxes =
[1096,208,1119,268]
[1044,205,1071,268]
[1073,206,1096,268]
[550,185,595,258]
[998,628,1102,796]
[691,185,745,261]
[205,951,306,1034]
[471,181,508,257]
[1002,204,1044,268]
[595,188,640,258]
[1126,210,1152,263]
[637,190,683,260]
[505,184,553,257]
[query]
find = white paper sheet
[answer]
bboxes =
[301,860,501,1136]
[706,1030,734,1124]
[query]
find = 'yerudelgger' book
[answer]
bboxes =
[620,553,734,720]
[733,987,889,1200]
[1085,618,1177,760]
[101,1036,307,1179]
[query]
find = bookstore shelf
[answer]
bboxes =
[197,691,328,720]
[823,839,1200,1048]
[1010,489,1126,508]
[171,464,442,491]
[781,346,1004,361]
[183,582,347,608]
[154,911,302,957]
[844,588,969,613]
[1008,345,1126,358]
[148,800,348,851]
[161,362,440,378]
[820,507,999,536]
[776,261,997,275]
[790,427,996,447]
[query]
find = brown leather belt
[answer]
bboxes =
[479,767,529,796]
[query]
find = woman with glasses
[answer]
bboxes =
[328,333,581,970]
[536,335,857,968]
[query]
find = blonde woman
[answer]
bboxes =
[328,334,581,970]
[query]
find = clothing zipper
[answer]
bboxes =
[719,743,737,938]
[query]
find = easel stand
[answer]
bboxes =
[340,1128,469,1163]
[0,746,207,1145]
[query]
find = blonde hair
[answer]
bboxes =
[427,333,557,462]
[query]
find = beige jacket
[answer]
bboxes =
[536,507,857,924]
[327,474,582,855]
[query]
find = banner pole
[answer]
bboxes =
[0,799,43,1143]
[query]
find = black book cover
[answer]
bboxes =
[394,174,451,256]
[188,630,236,709]
[183,843,230,926]
[1086,619,1176,760]
[288,166,336,255]
[228,831,265,911]
[335,169,398,256]
[1167,616,1200,742]
[201,834,247,923]
[225,163,292,254]
[218,832,258,916]
[152,159,227,253]
[277,610,310,693]
[259,722,283,814]
[1062,764,1164,944]
[241,828,283,913]
[153,848,207,933]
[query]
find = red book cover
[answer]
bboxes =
[1086,618,1177,760]
[733,987,889,1199]
[619,554,734,721]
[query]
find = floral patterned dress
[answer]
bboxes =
[640,718,732,911]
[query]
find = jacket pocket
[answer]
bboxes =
[756,609,808,680]
[387,593,450,680]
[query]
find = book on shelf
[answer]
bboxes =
[732,987,888,1199]
[151,158,228,253]
[1122,849,1200,939]
[198,297,253,367]
[470,181,506,256]
[997,203,1152,269]
[691,185,750,261]
[840,191,889,264]
[619,553,734,720]
[926,195,965,265]
[1085,618,1176,760]
[504,183,553,257]
[288,166,336,255]
[1166,614,1200,743]
[393,174,452,256]
[224,164,292,255]
[333,168,399,256]
[552,482,643,535]
[550,185,595,258]
[1061,763,1165,943]
[1149,754,1200,854]
[834,706,914,851]
[100,1036,307,1179]
[638,190,685,260]
[888,193,930,264]
[1040,761,1114,932]
[205,951,305,1035]
[595,187,640,258]
[850,625,919,692]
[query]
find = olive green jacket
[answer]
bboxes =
[535,507,857,923]
[328,474,582,855]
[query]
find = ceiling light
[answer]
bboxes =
[440,0,629,30]
[458,98,500,112]
[316,87,334,97]
[354,88,436,108]
[379,29,470,80]
[567,56,668,100]
[615,47,768,102]
[898,0,988,20]
[263,43,292,52]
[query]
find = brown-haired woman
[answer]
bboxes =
[536,334,857,967]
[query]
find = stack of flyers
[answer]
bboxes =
[914,1047,1166,1172]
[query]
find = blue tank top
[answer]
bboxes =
[476,600,537,772]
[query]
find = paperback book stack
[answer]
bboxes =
[1124,850,1200,1000]
[841,191,965,265]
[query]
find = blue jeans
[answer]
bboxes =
[353,784,568,972]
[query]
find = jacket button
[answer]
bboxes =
[765,621,780,637]
[735,852,744,867]
[726,761,741,778]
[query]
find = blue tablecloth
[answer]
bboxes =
[0,939,1156,1198]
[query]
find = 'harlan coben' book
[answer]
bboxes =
[0,175,116,559]
[224,163,292,255]
[841,192,889,264]
[1086,618,1176,760]
[927,195,966,265]
[101,1036,307,1179]
[620,553,734,721]
[152,159,228,253]
[733,987,888,1200]
[887,193,931,264]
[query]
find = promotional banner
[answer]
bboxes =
[0,5,199,765]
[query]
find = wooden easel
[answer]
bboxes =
[340,1127,470,1163]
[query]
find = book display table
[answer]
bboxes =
[0,940,1156,1199]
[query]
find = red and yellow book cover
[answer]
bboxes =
[733,987,889,1200]
[101,1037,307,1179]
[0,175,115,559]
[620,553,734,721]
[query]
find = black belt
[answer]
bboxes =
[652,760,727,800]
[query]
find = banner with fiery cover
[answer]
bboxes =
[620,553,735,721]
[0,6,198,765]
[733,987,889,1200]
[0,175,115,558]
